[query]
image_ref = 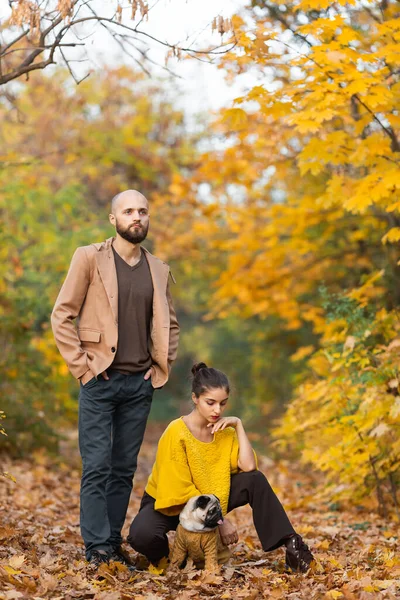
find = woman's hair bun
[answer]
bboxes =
[190,362,230,397]
[191,362,208,376]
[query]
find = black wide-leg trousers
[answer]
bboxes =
[128,470,296,564]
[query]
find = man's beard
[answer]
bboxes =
[116,220,149,244]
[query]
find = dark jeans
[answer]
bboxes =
[78,369,153,560]
[127,470,296,564]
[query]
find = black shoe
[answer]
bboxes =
[285,534,314,573]
[109,546,137,572]
[87,550,110,572]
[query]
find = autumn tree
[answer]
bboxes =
[0,66,198,453]
[168,0,400,512]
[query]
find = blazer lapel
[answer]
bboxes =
[95,244,118,322]
[143,248,170,326]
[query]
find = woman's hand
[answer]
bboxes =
[218,518,239,546]
[207,416,241,434]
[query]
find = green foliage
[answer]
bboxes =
[0,182,107,454]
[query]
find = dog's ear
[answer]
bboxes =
[195,495,210,510]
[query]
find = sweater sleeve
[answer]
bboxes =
[147,425,202,516]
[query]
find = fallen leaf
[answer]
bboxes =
[223,566,235,580]
[39,572,58,592]
[200,572,223,585]
[148,556,168,575]
[8,555,25,570]
[3,565,21,575]
[2,592,24,599]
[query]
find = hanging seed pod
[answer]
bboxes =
[139,0,149,19]
[57,0,73,20]
[224,18,232,34]
[116,3,122,23]
[218,15,225,35]
[131,0,138,20]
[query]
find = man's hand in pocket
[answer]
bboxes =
[80,371,94,386]
[80,370,109,385]
[144,367,153,381]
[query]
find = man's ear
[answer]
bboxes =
[109,213,115,226]
[195,495,210,510]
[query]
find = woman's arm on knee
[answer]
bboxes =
[235,420,257,471]
[209,417,257,472]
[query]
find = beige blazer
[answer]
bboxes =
[51,237,179,388]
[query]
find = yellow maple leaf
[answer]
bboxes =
[326,590,343,599]
[148,556,169,575]
[382,227,400,244]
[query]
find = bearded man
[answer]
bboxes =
[51,190,180,570]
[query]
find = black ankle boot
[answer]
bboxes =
[87,549,110,572]
[285,534,314,573]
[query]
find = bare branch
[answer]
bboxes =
[1,42,84,59]
[0,2,236,86]
[59,46,90,84]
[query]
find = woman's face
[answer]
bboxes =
[192,387,229,423]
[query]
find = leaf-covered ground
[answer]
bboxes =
[1,423,399,600]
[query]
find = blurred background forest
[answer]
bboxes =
[1,0,400,516]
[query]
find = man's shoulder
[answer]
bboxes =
[73,238,113,259]
[71,245,99,265]
[74,244,97,256]
[90,237,113,253]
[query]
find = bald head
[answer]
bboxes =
[111,189,149,214]
[109,189,150,244]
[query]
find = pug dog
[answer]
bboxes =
[169,494,229,572]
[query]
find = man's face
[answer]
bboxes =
[110,194,150,244]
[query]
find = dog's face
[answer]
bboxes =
[179,494,224,533]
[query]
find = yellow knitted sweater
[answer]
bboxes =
[145,417,256,516]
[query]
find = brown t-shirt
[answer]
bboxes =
[111,246,154,373]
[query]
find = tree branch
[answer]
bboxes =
[352,94,400,152]
[0,6,236,86]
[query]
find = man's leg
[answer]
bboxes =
[106,372,153,549]
[127,492,179,564]
[227,470,296,551]
[78,376,116,560]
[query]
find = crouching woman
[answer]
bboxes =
[128,363,314,573]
